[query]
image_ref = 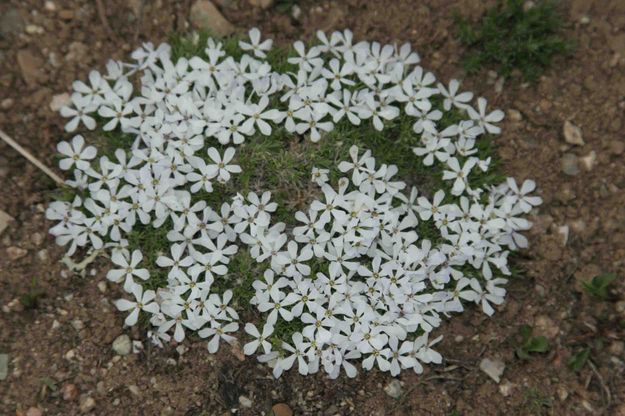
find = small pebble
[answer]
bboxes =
[7,246,27,261]
[579,150,596,171]
[479,357,505,383]
[128,385,140,396]
[383,379,403,399]
[49,93,71,112]
[563,120,584,145]
[61,383,78,401]
[79,396,96,413]
[507,109,522,122]
[499,380,514,396]
[272,403,293,416]
[239,395,253,408]
[26,408,42,416]
[112,334,132,356]
[0,98,13,110]
[561,153,580,176]
[25,24,44,35]
[37,249,49,261]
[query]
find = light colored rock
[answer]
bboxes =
[579,150,596,171]
[557,225,569,246]
[128,384,140,396]
[17,50,46,86]
[26,408,42,416]
[291,4,302,19]
[61,383,78,401]
[563,120,584,145]
[272,403,293,416]
[479,357,505,383]
[79,396,96,413]
[44,1,57,11]
[50,93,71,112]
[507,109,522,122]
[189,1,235,37]
[561,153,580,176]
[0,353,8,380]
[112,334,132,356]
[239,395,253,408]
[25,24,44,35]
[0,210,12,235]
[383,379,403,399]
[499,380,515,396]
[534,315,559,339]
[7,246,27,261]
[0,98,13,110]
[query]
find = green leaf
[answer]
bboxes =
[41,376,58,391]
[583,273,618,299]
[568,348,590,372]
[516,325,549,359]
[525,335,549,353]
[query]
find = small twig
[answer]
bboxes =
[588,360,612,412]
[95,0,114,37]
[0,128,64,185]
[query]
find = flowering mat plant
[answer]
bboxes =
[46,28,542,378]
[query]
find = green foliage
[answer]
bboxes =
[583,273,618,300]
[456,0,573,81]
[515,325,549,359]
[20,277,44,310]
[567,347,590,372]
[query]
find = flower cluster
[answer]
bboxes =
[47,28,541,378]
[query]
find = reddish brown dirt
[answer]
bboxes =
[1,0,625,415]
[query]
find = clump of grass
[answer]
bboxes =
[515,325,549,359]
[20,277,45,310]
[455,0,574,81]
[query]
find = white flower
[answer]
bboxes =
[243,322,274,355]
[60,93,97,132]
[107,249,150,292]
[239,27,273,58]
[438,79,473,110]
[206,147,241,182]
[199,321,239,353]
[57,135,97,171]
[468,97,505,134]
[115,284,159,326]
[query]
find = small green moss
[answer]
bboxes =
[456,0,574,81]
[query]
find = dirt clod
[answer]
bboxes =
[272,403,293,416]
